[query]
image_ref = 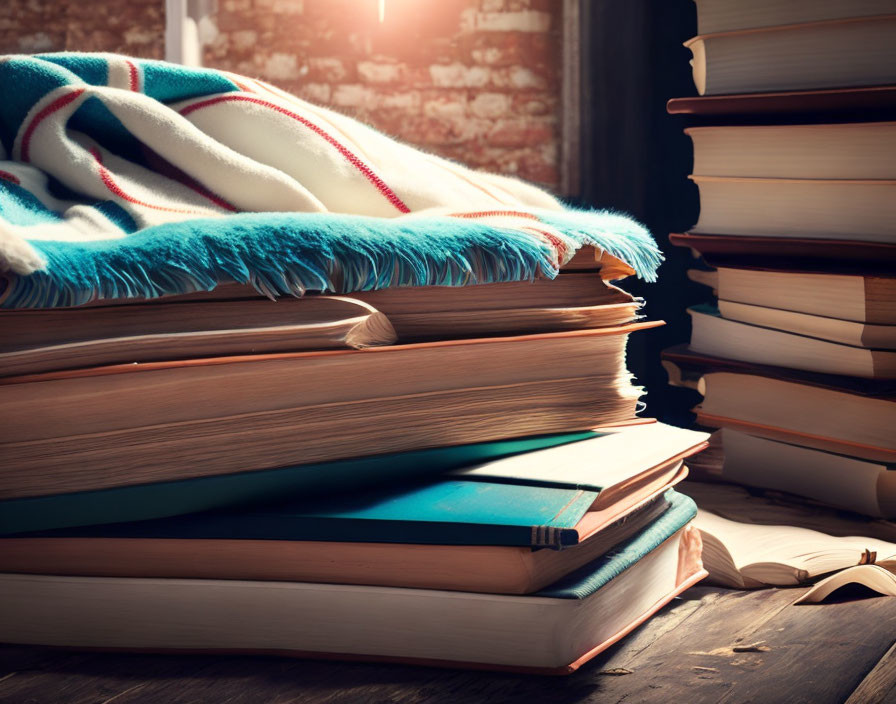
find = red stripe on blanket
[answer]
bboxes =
[449,210,542,221]
[21,89,85,162]
[449,210,567,260]
[0,170,21,185]
[179,95,412,214]
[90,147,206,215]
[125,60,140,91]
[522,225,568,261]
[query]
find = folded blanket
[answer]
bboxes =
[0,53,661,308]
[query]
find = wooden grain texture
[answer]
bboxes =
[846,642,896,704]
[0,587,894,704]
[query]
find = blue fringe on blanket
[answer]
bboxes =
[2,209,662,309]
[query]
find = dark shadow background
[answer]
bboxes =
[576,0,707,426]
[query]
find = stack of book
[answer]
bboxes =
[0,248,709,674]
[664,0,896,519]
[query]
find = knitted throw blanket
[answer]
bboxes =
[0,54,661,308]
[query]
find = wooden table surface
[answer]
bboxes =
[1,586,895,704]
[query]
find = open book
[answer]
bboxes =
[693,509,896,589]
[683,479,896,599]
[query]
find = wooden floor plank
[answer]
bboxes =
[845,642,896,704]
[579,592,896,704]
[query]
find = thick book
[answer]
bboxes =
[0,494,671,596]
[0,274,640,363]
[0,430,601,535]
[710,429,896,518]
[686,16,896,96]
[0,492,707,674]
[693,0,896,35]
[688,305,896,378]
[9,422,706,547]
[689,176,896,243]
[687,122,896,180]
[696,370,896,463]
[669,232,896,268]
[689,266,896,325]
[0,322,658,499]
[717,300,896,349]
[694,507,896,587]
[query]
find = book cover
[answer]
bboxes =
[0,431,598,535]
[21,426,702,548]
[0,493,705,674]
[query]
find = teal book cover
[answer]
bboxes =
[0,431,597,536]
[538,491,697,599]
[24,470,662,549]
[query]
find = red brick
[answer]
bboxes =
[487,118,556,148]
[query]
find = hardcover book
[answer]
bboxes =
[0,322,658,499]
[688,305,896,379]
[0,492,706,674]
[3,422,707,543]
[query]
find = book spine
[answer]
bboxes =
[529,524,574,549]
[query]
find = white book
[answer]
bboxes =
[0,517,705,674]
[687,122,896,180]
[690,176,896,243]
[697,371,896,463]
[717,300,896,350]
[688,306,896,378]
[700,267,896,325]
[717,429,896,518]
[686,16,896,96]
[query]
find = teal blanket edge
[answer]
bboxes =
[2,209,663,309]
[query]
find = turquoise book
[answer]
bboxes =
[17,423,705,547]
[0,431,597,536]
[23,477,648,549]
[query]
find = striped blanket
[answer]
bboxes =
[0,53,661,308]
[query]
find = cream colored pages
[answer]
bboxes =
[450,422,708,488]
[694,509,896,588]
[796,564,896,602]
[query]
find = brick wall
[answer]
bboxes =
[0,0,165,58]
[204,0,563,189]
[1,0,563,190]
